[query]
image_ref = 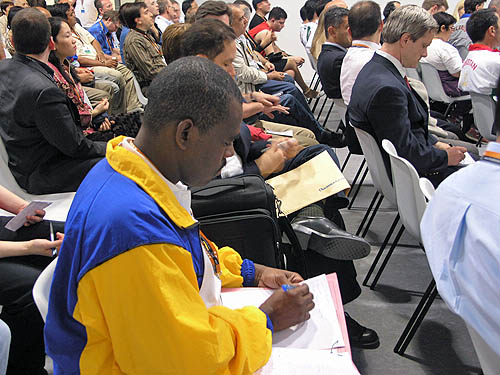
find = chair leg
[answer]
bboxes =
[361,194,384,238]
[443,102,454,118]
[370,224,405,290]
[321,101,335,129]
[315,97,328,120]
[363,214,400,286]
[347,161,367,209]
[311,95,322,114]
[307,73,319,105]
[394,279,438,355]
[355,190,379,236]
[341,151,351,172]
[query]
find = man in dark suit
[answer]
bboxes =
[348,5,467,186]
[317,6,351,99]
[0,9,106,194]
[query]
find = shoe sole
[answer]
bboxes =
[294,229,371,261]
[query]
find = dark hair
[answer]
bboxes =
[94,0,102,11]
[315,0,330,17]
[12,8,50,54]
[48,2,69,19]
[464,0,485,14]
[182,0,193,15]
[162,22,191,63]
[119,2,146,29]
[195,0,231,21]
[323,6,348,37]
[102,9,119,21]
[143,56,243,134]
[233,0,251,10]
[348,1,381,40]
[181,18,236,60]
[383,1,399,21]
[48,17,80,86]
[302,0,317,21]
[269,6,286,20]
[6,5,22,28]
[466,8,498,42]
[494,77,500,135]
[422,0,449,11]
[28,0,46,7]
[433,11,456,32]
[1,1,13,15]
[252,0,264,11]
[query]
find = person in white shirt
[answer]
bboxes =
[340,0,382,106]
[420,78,500,361]
[74,0,98,27]
[155,0,173,32]
[421,12,464,96]
[459,8,500,95]
[299,0,318,69]
[422,11,476,138]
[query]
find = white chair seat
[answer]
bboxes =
[0,138,74,222]
[32,257,58,322]
[469,92,497,142]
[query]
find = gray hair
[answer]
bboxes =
[382,5,438,43]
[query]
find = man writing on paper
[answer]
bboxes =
[45,56,314,374]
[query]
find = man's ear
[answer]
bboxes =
[400,32,411,46]
[327,25,336,38]
[48,36,55,51]
[175,119,196,150]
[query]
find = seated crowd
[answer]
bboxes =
[0,0,498,373]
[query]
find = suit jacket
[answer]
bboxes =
[317,43,346,99]
[348,53,447,177]
[0,54,106,194]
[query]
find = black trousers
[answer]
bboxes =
[0,218,64,375]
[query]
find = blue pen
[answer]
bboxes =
[282,284,297,292]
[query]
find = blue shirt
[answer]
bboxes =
[88,20,113,55]
[421,141,500,356]
[119,26,130,63]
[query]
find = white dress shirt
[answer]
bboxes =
[340,40,380,105]
[155,15,173,33]
[421,141,500,357]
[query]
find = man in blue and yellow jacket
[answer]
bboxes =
[45,56,314,374]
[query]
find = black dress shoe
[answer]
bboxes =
[292,216,371,260]
[345,313,380,349]
[319,130,348,148]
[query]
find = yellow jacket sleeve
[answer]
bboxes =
[217,245,246,288]
[73,243,272,375]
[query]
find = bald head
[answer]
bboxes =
[326,0,348,10]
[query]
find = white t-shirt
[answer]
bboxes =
[458,49,500,95]
[421,38,462,75]
[340,40,380,105]
[300,21,317,51]
[75,0,98,28]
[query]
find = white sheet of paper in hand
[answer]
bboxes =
[459,152,475,166]
[221,274,344,350]
[255,349,359,375]
[4,201,52,231]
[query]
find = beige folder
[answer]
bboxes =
[267,150,350,215]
